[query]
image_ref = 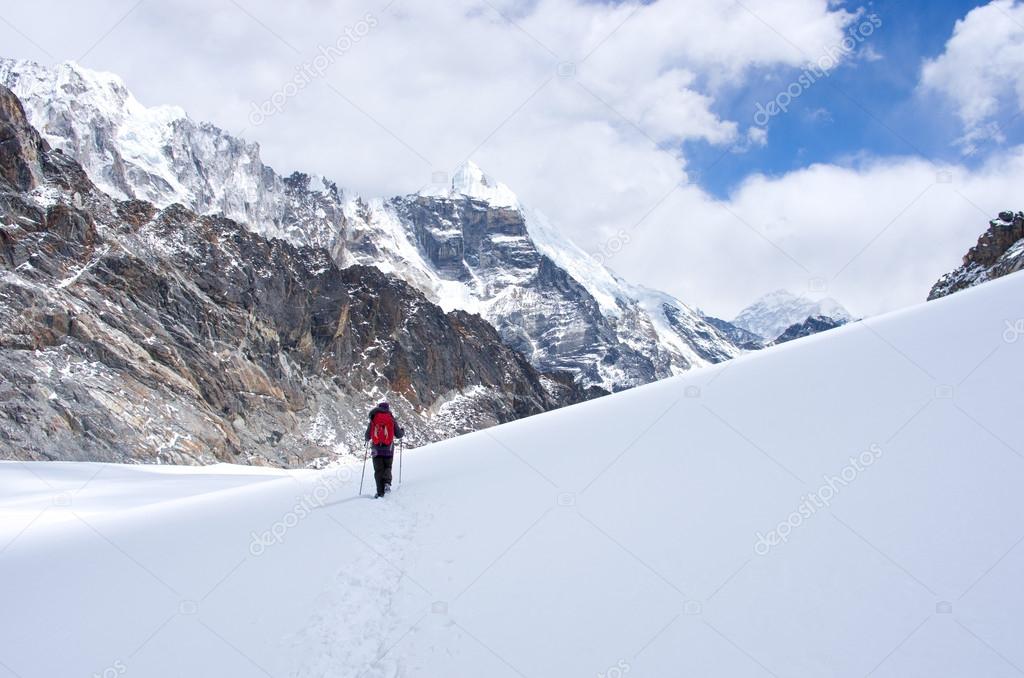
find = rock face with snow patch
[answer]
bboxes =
[699,313,765,350]
[1,58,746,393]
[772,315,848,345]
[387,191,742,389]
[0,84,572,466]
[929,211,1024,300]
[732,289,852,342]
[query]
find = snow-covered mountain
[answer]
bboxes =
[0,58,745,392]
[929,210,1024,300]
[0,82,578,465]
[0,58,347,251]
[382,175,743,388]
[731,288,852,341]
[4,269,1021,676]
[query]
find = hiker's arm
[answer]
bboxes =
[395,423,404,439]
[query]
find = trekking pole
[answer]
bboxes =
[399,438,404,485]
[358,440,369,496]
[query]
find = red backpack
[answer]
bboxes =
[370,411,395,446]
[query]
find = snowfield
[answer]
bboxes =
[2,273,1023,677]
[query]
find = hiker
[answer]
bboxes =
[365,401,404,498]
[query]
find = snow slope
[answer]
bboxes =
[2,272,1022,677]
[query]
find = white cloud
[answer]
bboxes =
[0,0,1010,319]
[922,0,1024,147]
[607,151,1023,318]
[0,0,855,174]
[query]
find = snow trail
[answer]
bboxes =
[290,496,422,677]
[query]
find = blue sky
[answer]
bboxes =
[689,0,1000,198]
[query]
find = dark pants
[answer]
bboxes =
[372,454,393,496]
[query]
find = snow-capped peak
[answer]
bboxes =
[1,58,188,133]
[0,58,192,203]
[418,161,628,316]
[423,161,520,209]
[451,161,520,207]
[731,289,852,341]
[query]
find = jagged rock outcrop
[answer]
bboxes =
[0,85,44,191]
[0,85,574,466]
[929,211,1024,300]
[772,315,847,345]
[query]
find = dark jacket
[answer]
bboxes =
[365,405,404,456]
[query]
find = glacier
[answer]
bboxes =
[2,268,1021,676]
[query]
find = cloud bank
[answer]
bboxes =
[0,0,1019,316]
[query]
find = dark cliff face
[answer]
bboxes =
[929,211,1024,300]
[0,86,43,192]
[0,85,569,467]
[398,196,541,279]
[772,315,847,345]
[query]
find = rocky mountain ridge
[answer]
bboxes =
[0,58,348,252]
[0,83,577,466]
[0,58,748,393]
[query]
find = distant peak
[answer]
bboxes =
[422,161,520,209]
[760,288,799,301]
[450,160,492,191]
[62,60,120,82]
[732,288,853,340]
[453,159,483,177]
[751,288,847,311]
